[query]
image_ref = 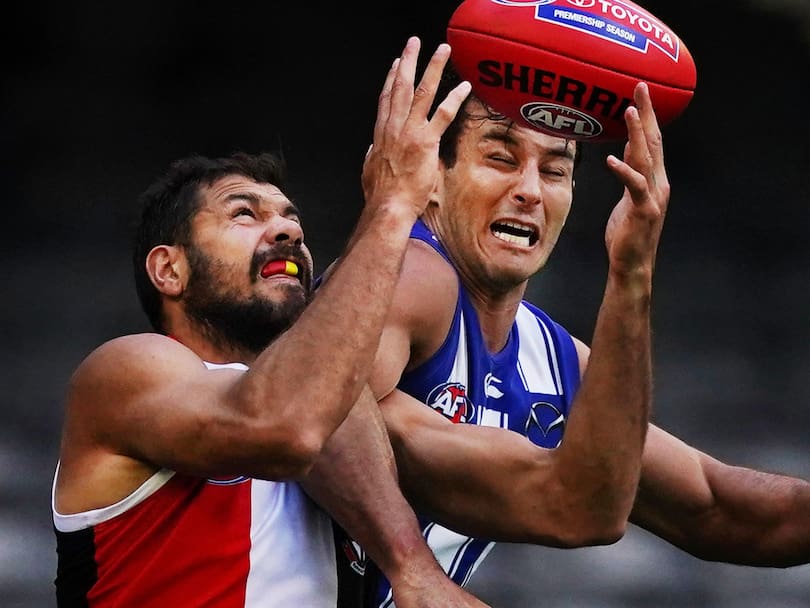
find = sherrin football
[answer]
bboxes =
[447,0,697,142]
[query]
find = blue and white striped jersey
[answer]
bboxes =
[371,219,582,607]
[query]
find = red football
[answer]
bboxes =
[447,0,697,142]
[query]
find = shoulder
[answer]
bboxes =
[57,335,208,513]
[71,333,203,390]
[398,238,458,313]
[67,333,209,420]
[395,239,459,365]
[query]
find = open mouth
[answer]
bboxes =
[260,259,300,279]
[491,221,538,247]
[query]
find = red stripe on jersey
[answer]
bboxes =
[88,474,252,607]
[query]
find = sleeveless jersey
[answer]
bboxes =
[53,361,364,608]
[370,220,582,607]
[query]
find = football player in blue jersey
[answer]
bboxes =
[356,63,809,606]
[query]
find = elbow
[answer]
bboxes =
[199,376,345,480]
[580,519,627,547]
[584,502,633,546]
[533,489,631,548]
[516,503,628,548]
[239,421,329,480]
[554,486,633,547]
[586,499,632,545]
[228,389,335,478]
[551,518,627,548]
[272,426,329,478]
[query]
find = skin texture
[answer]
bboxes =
[55,37,489,607]
[370,81,810,568]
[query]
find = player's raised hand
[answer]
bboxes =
[603,81,670,279]
[362,36,471,222]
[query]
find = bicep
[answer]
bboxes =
[370,241,457,400]
[631,424,716,535]
[370,320,413,401]
[70,335,287,478]
[634,424,810,565]
[572,335,590,377]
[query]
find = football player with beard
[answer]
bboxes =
[51,38,489,608]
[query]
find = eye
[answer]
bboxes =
[490,154,516,166]
[234,207,256,219]
[540,166,569,181]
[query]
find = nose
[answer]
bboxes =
[511,168,543,207]
[263,214,304,246]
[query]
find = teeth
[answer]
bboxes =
[500,221,531,232]
[493,230,531,246]
[492,221,535,247]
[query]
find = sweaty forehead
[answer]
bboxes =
[203,174,287,206]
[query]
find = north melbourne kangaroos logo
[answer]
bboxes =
[426,382,475,423]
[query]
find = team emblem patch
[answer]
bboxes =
[341,539,366,576]
[525,401,566,447]
[426,382,475,423]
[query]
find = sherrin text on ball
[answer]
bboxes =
[447,0,697,142]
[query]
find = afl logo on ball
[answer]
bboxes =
[521,102,603,138]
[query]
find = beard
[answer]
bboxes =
[183,244,312,357]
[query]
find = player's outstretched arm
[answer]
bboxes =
[631,424,810,567]
[300,38,486,607]
[545,79,670,537]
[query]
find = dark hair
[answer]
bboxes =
[434,63,584,170]
[132,151,288,332]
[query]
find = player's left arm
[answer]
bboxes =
[631,423,810,567]
[301,386,489,607]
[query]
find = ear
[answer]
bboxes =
[145,245,186,297]
[428,161,447,208]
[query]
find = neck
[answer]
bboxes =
[466,284,525,354]
[167,316,258,365]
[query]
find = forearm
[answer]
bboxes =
[382,390,621,547]
[300,386,444,587]
[634,437,810,567]
[556,270,652,526]
[236,204,417,441]
[700,460,810,566]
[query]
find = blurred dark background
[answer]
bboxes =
[2,1,809,606]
